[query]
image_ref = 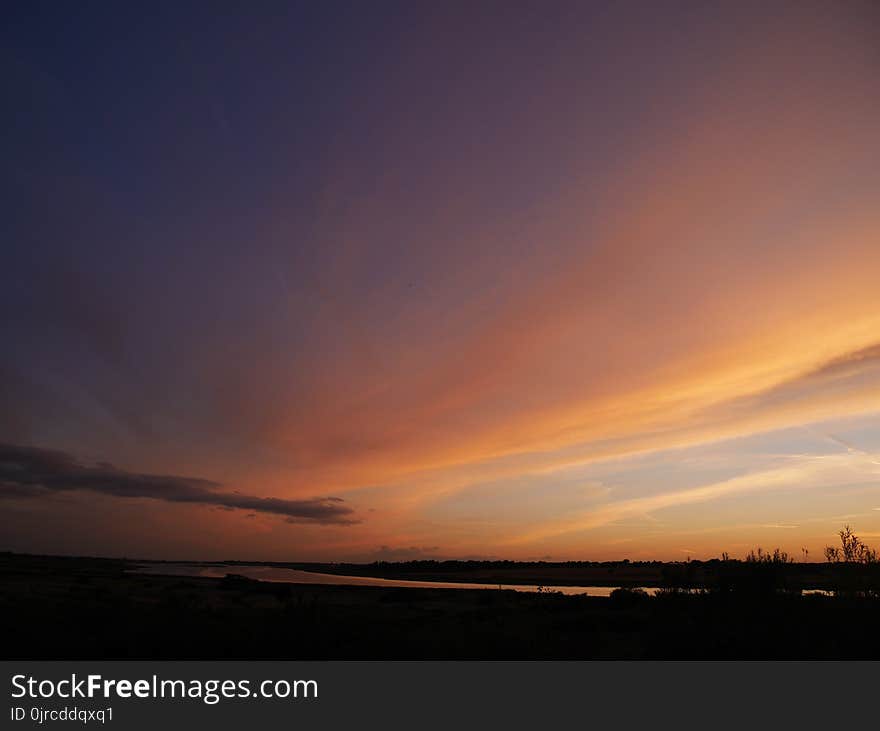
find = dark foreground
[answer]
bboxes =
[2,554,880,659]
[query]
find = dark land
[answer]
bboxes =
[3,552,880,659]
[217,555,868,590]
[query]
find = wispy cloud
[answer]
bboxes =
[503,453,880,546]
[821,431,880,466]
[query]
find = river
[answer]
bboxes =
[131,562,660,596]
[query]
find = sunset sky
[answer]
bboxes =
[2,2,880,562]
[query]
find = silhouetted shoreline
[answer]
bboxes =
[4,552,880,659]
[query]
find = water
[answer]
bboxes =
[131,562,659,596]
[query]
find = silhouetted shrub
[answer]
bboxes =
[610,587,649,606]
[824,526,880,598]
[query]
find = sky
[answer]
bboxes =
[2,1,880,562]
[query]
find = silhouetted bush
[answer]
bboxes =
[610,587,649,606]
[823,526,880,598]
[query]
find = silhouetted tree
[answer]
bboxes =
[823,526,880,598]
[824,525,878,564]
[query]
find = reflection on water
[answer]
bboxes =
[131,562,659,597]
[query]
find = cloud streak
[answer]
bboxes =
[0,443,357,525]
[502,452,880,546]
